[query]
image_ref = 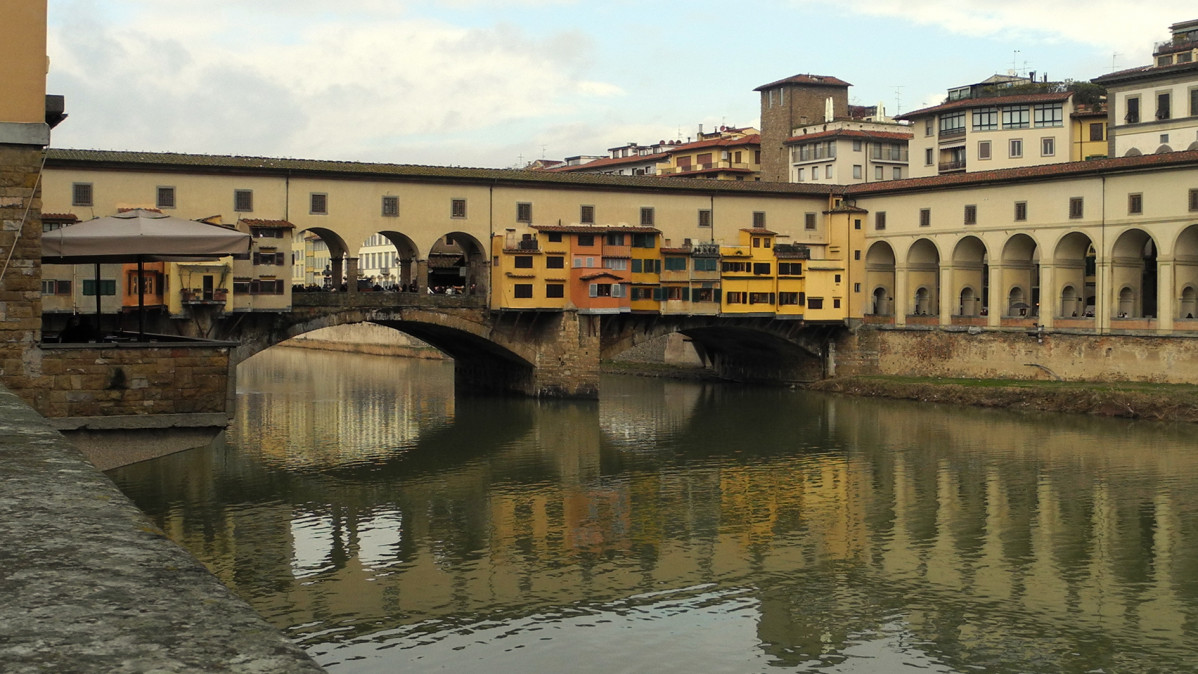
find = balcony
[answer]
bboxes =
[939,127,966,139]
[181,288,228,304]
[939,159,967,173]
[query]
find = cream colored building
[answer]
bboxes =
[901,89,1078,178]
[785,119,912,185]
[1094,19,1198,157]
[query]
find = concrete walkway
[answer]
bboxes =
[0,386,325,673]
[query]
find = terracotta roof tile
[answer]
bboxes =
[42,213,79,223]
[755,74,851,91]
[845,150,1198,195]
[785,129,913,144]
[532,224,659,234]
[239,218,295,229]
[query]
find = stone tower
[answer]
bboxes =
[755,74,851,182]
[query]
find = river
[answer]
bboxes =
[108,347,1198,673]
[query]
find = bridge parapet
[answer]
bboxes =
[291,291,486,311]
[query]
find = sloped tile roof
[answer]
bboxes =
[239,218,295,229]
[785,129,913,144]
[755,74,852,91]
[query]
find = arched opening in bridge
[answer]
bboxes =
[1174,225,1198,319]
[296,227,351,291]
[1060,285,1080,317]
[428,232,487,296]
[357,232,420,292]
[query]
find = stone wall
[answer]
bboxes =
[0,145,43,403]
[31,344,230,417]
[836,326,1198,383]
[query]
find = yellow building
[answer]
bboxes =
[720,228,780,316]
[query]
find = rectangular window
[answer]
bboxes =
[517,202,532,223]
[808,297,824,310]
[919,208,931,227]
[1015,201,1027,221]
[853,165,862,179]
[72,183,93,207]
[156,186,175,210]
[752,263,771,275]
[725,291,745,305]
[693,258,717,272]
[778,262,802,276]
[804,212,816,230]
[1009,139,1023,158]
[875,211,886,230]
[1041,137,1055,157]
[1033,104,1063,128]
[1191,88,1198,116]
[640,207,654,226]
[546,255,564,269]
[1157,92,1171,120]
[796,167,805,181]
[1069,197,1084,219]
[925,148,934,166]
[451,198,467,218]
[664,257,687,271]
[580,205,594,224]
[893,167,902,180]
[234,189,253,212]
[514,284,533,299]
[978,140,991,160]
[854,218,861,230]
[604,258,628,271]
[310,193,328,215]
[382,196,399,217]
[1190,189,1198,212]
[577,234,594,247]
[1001,105,1030,129]
[778,292,799,306]
[605,233,625,247]
[939,110,966,135]
[82,279,116,296]
[1129,193,1143,215]
[42,279,72,295]
[753,211,766,228]
[546,283,564,298]
[698,209,712,227]
[1089,123,1104,141]
[874,166,883,180]
[964,204,977,225]
[513,255,533,269]
[925,118,934,136]
[972,107,998,131]
[825,165,833,179]
[1126,96,1140,124]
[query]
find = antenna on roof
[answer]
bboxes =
[894,86,903,114]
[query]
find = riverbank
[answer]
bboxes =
[809,376,1198,423]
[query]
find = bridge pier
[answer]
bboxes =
[456,311,600,398]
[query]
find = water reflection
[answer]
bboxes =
[110,348,1198,673]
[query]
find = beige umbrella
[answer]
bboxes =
[42,209,251,340]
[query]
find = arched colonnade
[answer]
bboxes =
[864,225,1198,331]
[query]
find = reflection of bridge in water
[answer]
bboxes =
[113,354,1198,671]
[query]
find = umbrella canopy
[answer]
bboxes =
[42,208,251,263]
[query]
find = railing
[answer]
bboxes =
[939,159,966,172]
[181,288,228,304]
[939,127,966,139]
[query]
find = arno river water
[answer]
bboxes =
[109,347,1198,673]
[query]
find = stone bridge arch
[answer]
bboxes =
[226,299,596,398]
[599,314,841,383]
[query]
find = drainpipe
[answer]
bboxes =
[1100,174,1106,335]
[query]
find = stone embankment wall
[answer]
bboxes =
[0,146,43,403]
[26,344,230,418]
[0,384,324,672]
[836,327,1198,383]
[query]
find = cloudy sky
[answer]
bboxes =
[46,1,1195,168]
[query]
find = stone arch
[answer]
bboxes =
[1124,147,1143,157]
[906,238,940,316]
[951,236,987,317]
[298,227,351,289]
[1060,284,1081,317]
[1188,141,1198,152]
[1110,228,1157,318]
[1174,225,1198,319]
[1001,233,1039,317]
[356,231,421,291]
[1054,232,1095,318]
[429,232,488,297]
[1155,144,1173,154]
[865,241,896,316]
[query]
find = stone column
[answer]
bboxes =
[1038,262,1056,329]
[1157,255,1174,332]
[893,263,908,327]
[986,263,1004,328]
[1096,257,1111,332]
[939,264,953,326]
[416,259,429,293]
[345,257,359,297]
[330,256,344,291]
